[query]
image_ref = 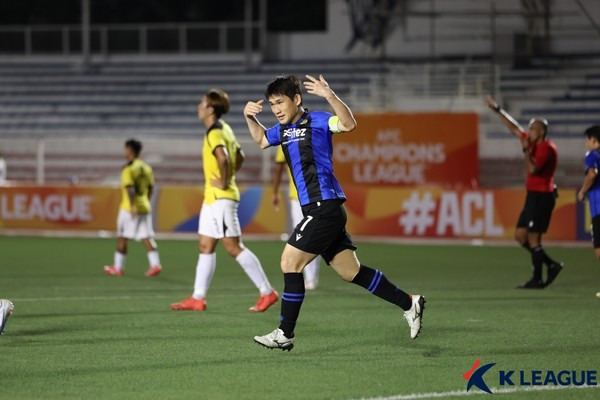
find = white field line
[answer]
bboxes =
[355,384,600,400]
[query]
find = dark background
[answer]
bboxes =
[0,0,327,31]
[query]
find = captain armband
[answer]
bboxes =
[328,116,342,134]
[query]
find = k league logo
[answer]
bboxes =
[462,359,598,395]
[463,359,495,394]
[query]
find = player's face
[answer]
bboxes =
[197,96,212,120]
[123,146,134,161]
[268,94,301,125]
[586,136,599,150]
[528,122,546,142]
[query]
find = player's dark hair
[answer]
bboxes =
[125,139,142,156]
[205,88,230,118]
[584,125,600,142]
[265,75,302,101]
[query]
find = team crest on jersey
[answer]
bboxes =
[299,119,308,125]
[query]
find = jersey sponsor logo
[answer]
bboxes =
[283,128,307,139]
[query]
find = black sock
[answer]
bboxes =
[351,265,412,311]
[278,273,305,338]
[525,241,558,266]
[540,248,558,266]
[531,246,544,281]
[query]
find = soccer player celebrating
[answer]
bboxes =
[577,125,600,299]
[244,75,425,351]
[273,146,320,290]
[486,97,563,288]
[170,89,278,313]
[104,139,162,277]
[0,299,14,335]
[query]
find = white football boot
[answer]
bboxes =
[403,295,426,339]
[0,299,14,335]
[254,328,294,351]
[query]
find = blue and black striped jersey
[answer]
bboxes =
[265,110,346,206]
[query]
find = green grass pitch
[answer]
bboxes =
[1,236,599,399]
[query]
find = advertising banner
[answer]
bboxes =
[0,184,580,242]
[332,113,479,188]
[0,185,120,230]
[342,186,576,241]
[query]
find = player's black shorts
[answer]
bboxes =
[591,215,600,248]
[287,199,357,264]
[516,191,556,233]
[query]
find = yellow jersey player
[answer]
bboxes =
[273,146,320,290]
[103,139,162,277]
[170,89,278,312]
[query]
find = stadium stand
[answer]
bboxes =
[0,54,597,187]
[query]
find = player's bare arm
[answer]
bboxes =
[235,148,245,172]
[272,161,285,211]
[485,96,524,138]
[244,100,270,148]
[304,74,357,132]
[578,168,598,202]
[211,146,230,190]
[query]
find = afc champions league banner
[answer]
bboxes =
[0,185,121,230]
[0,185,583,241]
[332,113,479,188]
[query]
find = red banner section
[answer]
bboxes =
[0,185,120,230]
[333,113,479,188]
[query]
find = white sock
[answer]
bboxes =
[236,248,272,295]
[303,258,320,283]
[147,250,161,268]
[193,253,216,299]
[114,252,125,270]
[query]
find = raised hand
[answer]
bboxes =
[303,74,333,98]
[244,100,264,118]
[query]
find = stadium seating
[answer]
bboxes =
[0,55,597,187]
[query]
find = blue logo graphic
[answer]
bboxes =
[463,359,496,394]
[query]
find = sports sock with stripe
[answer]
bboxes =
[278,272,305,338]
[352,265,412,311]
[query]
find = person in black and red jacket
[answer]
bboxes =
[486,97,563,289]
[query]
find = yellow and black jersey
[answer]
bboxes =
[120,159,154,213]
[203,120,241,204]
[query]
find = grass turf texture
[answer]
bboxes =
[1,236,599,400]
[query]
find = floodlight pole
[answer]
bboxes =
[81,0,91,71]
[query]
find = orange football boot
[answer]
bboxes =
[170,297,206,311]
[145,265,162,277]
[103,265,124,276]
[249,290,279,312]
